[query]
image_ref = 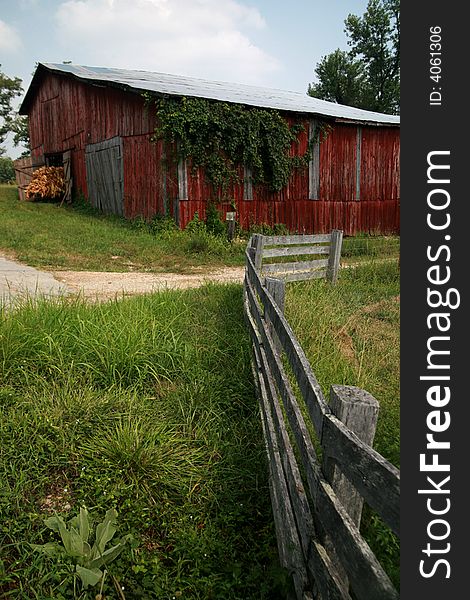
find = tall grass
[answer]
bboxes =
[0,285,287,599]
[0,186,245,273]
[286,260,400,587]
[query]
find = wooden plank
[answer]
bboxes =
[245,276,324,460]
[265,277,285,356]
[177,156,188,200]
[326,230,343,284]
[253,234,265,270]
[256,354,312,600]
[308,120,320,200]
[310,465,398,599]
[355,126,362,202]
[246,250,328,435]
[250,330,311,598]
[14,156,35,201]
[262,259,329,274]
[263,234,332,246]
[250,336,350,600]
[263,246,330,258]
[283,270,327,283]
[322,413,400,536]
[244,268,398,599]
[244,165,253,201]
[62,150,72,204]
[85,137,124,216]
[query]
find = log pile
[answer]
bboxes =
[25,166,66,200]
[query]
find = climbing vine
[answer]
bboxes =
[150,96,326,193]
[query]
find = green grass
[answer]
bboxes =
[0,285,289,599]
[0,183,400,593]
[1,185,399,274]
[341,233,400,263]
[285,259,400,587]
[0,186,245,273]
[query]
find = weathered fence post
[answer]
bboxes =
[321,385,380,593]
[326,229,343,284]
[252,233,265,271]
[265,277,285,356]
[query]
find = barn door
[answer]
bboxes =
[85,137,124,216]
[62,150,73,204]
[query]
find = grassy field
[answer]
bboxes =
[0,185,399,274]
[0,186,245,273]
[0,286,289,599]
[1,184,400,594]
[286,259,400,586]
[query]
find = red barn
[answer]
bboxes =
[20,63,400,235]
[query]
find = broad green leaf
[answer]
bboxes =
[56,517,73,555]
[44,515,63,532]
[69,526,85,557]
[78,507,90,543]
[30,542,63,557]
[88,538,128,569]
[68,515,78,530]
[92,509,117,557]
[82,541,92,557]
[76,565,102,589]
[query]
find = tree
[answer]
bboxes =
[0,156,15,183]
[307,50,367,108]
[10,115,30,156]
[0,65,24,155]
[308,0,400,114]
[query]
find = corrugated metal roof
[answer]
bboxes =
[23,62,400,125]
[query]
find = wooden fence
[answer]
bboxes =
[250,230,343,284]
[13,156,35,201]
[243,233,400,600]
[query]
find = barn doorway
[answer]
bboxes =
[85,136,124,216]
[44,150,73,204]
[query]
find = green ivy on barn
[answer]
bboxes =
[150,95,327,193]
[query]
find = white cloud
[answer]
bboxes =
[54,0,280,85]
[0,19,23,53]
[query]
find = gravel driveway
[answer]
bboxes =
[1,253,245,305]
[0,254,69,306]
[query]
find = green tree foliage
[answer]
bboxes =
[10,115,30,155]
[307,50,367,107]
[0,65,24,156]
[0,156,15,183]
[308,0,400,114]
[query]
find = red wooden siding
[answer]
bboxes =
[360,127,400,202]
[25,70,400,235]
[319,125,357,203]
[177,121,399,234]
[123,135,164,219]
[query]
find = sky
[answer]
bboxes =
[1,0,368,158]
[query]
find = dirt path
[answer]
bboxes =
[54,267,246,300]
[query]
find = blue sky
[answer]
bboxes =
[1,0,368,157]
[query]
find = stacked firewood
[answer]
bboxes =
[26,166,66,200]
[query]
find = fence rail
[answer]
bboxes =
[243,233,400,600]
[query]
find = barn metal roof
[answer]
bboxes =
[21,62,400,126]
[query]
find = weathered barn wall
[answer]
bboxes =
[27,72,158,205]
[25,70,399,235]
[176,121,399,234]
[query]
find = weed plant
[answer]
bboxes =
[0,285,287,598]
